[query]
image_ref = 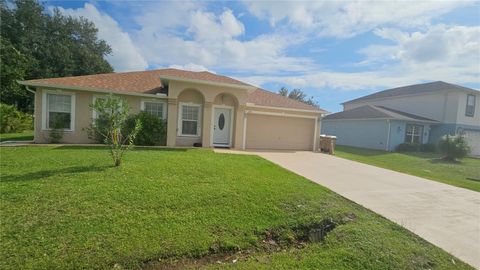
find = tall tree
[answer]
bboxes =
[278,87,319,107]
[0,0,113,112]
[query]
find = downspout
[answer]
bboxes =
[242,111,248,150]
[25,86,36,94]
[386,119,391,151]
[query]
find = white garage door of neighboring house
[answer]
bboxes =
[245,113,316,150]
[464,130,480,157]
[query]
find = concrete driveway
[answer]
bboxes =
[216,150,480,269]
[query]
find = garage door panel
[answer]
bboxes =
[465,130,480,157]
[246,114,315,150]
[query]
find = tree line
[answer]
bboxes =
[0,0,113,112]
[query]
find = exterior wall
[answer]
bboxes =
[34,88,159,144]
[166,80,248,149]
[430,123,480,143]
[344,92,447,121]
[321,119,389,150]
[455,91,480,126]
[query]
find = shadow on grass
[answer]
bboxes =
[53,145,189,152]
[0,135,34,142]
[1,165,110,182]
[429,158,462,165]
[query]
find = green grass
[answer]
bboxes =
[0,146,472,269]
[0,130,34,142]
[335,145,480,192]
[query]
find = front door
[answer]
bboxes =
[213,107,232,147]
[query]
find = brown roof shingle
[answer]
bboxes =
[21,68,325,112]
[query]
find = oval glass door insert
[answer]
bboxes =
[218,113,225,130]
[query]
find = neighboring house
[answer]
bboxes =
[321,81,480,156]
[20,69,326,151]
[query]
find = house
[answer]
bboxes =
[19,69,327,151]
[321,81,480,156]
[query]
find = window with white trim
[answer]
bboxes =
[47,93,73,130]
[142,101,166,119]
[404,124,423,144]
[92,96,106,119]
[466,94,476,117]
[179,104,201,136]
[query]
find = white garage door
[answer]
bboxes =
[464,130,480,157]
[246,113,316,150]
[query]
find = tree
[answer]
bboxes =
[87,95,141,167]
[438,134,470,162]
[0,0,113,112]
[278,87,319,107]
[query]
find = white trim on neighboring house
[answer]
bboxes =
[177,102,202,137]
[313,117,319,152]
[41,89,76,131]
[141,99,168,120]
[210,104,234,148]
[386,119,391,151]
[246,103,325,114]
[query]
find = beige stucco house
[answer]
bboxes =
[20,68,326,150]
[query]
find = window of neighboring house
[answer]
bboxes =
[179,103,201,136]
[405,124,423,144]
[45,93,74,130]
[142,101,166,119]
[466,94,476,117]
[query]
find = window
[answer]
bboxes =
[405,124,423,144]
[45,93,74,130]
[92,96,106,119]
[142,101,166,119]
[466,94,476,117]
[179,103,201,136]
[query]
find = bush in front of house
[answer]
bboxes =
[0,103,33,133]
[438,134,470,161]
[125,111,167,146]
[419,143,436,152]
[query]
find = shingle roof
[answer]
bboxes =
[247,88,326,112]
[20,68,325,112]
[343,81,478,104]
[21,68,249,94]
[323,105,438,123]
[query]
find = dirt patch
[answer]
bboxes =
[141,213,356,269]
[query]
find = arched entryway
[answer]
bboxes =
[176,88,205,146]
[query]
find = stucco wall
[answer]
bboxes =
[34,88,162,144]
[455,91,480,126]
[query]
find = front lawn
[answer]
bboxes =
[335,145,480,192]
[0,130,34,142]
[0,146,472,269]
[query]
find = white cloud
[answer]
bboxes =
[168,63,214,73]
[55,3,148,72]
[244,1,472,37]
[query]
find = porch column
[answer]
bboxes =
[235,105,246,150]
[166,98,178,147]
[202,101,213,147]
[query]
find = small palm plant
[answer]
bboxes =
[438,134,470,162]
[87,94,141,166]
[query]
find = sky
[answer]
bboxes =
[46,0,480,112]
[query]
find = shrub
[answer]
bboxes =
[0,103,33,133]
[419,143,436,152]
[125,112,167,146]
[85,94,141,167]
[438,134,470,161]
[395,143,420,152]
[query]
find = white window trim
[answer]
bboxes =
[405,124,423,144]
[92,95,107,120]
[141,99,167,120]
[178,102,202,137]
[466,94,476,117]
[41,90,76,131]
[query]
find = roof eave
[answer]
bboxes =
[18,81,168,99]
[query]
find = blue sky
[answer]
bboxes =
[47,0,479,112]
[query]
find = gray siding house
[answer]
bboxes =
[321,81,480,156]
